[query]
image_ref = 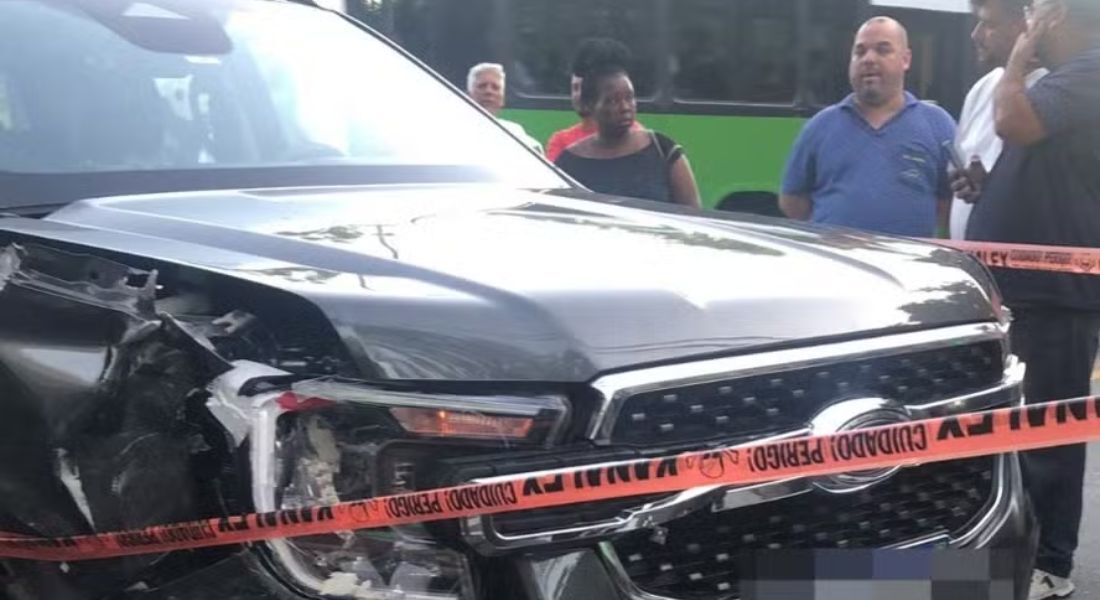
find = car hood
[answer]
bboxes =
[42,185,997,381]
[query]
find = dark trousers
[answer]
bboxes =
[1010,308,1100,578]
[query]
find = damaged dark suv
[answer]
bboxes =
[0,0,1035,599]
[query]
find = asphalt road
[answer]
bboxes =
[1068,372,1100,596]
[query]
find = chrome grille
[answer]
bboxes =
[607,341,1002,445]
[608,456,997,598]
[464,325,1018,562]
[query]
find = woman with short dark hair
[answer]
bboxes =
[554,63,701,208]
[544,38,636,162]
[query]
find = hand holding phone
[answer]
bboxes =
[944,142,987,204]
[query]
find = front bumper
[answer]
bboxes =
[128,329,1037,600]
[968,453,1038,600]
[517,452,1038,600]
[123,452,1036,600]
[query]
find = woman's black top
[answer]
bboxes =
[555,131,683,203]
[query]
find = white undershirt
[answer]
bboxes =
[950,67,1048,240]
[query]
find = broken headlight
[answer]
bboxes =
[250,379,569,599]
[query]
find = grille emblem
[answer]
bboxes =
[810,397,912,494]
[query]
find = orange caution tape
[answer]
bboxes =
[928,239,1100,276]
[1,396,1099,562]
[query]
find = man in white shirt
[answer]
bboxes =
[949,0,1047,239]
[466,63,545,155]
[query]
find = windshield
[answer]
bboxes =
[0,0,567,207]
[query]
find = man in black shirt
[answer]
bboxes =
[966,0,1100,597]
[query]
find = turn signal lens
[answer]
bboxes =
[287,379,569,447]
[390,406,534,440]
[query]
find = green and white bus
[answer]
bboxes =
[345,0,978,215]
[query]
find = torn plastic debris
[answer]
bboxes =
[56,448,95,530]
[206,360,293,446]
[0,243,238,598]
[251,394,476,599]
[232,377,570,599]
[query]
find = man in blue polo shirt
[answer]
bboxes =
[780,17,956,237]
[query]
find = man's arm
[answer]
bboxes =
[780,194,813,220]
[929,108,958,236]
[779,117,821,221]
[994,7,1060,146]
[995,47,1047,146]
[936,196,951,238]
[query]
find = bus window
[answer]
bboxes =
[805,0,862,106]
[385,0,494,90]
[508,0,658,98]
[672,0,798,104]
